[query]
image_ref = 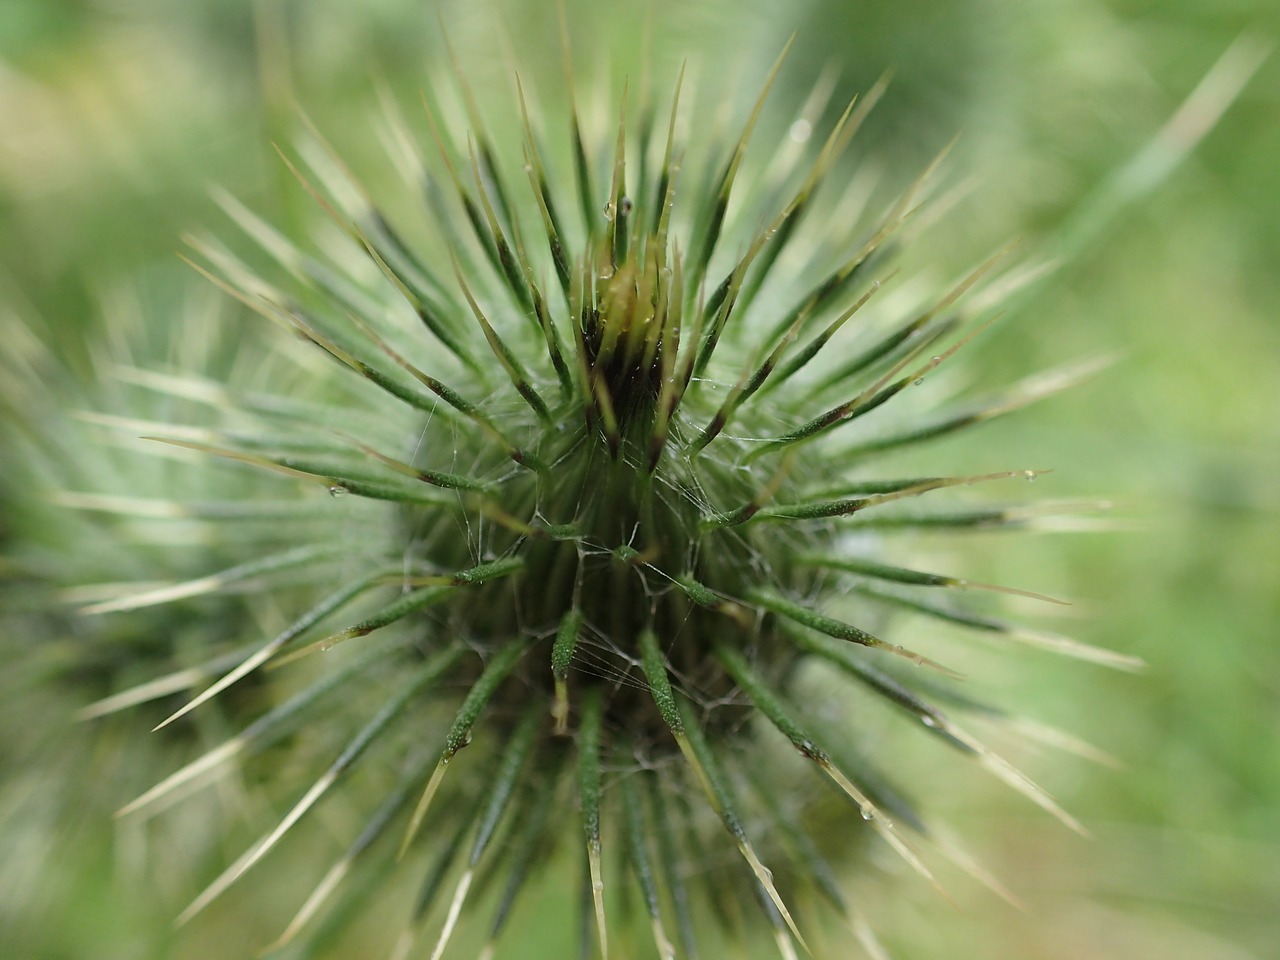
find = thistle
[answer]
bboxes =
[68,24,1144,960]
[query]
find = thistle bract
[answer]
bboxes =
[78,29,1138,960]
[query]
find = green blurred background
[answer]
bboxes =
[1,0,1276,957]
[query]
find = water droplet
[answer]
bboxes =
[860,807,874,821]
[921,715,938,728]
[913,377,925,386]
[1024,470,1037,481]
[328,485,348,498]
[930,355,941,363]
[618,196,633,216]
[788,118,812,144]
[602,201,615,221]
[522,163,533,173]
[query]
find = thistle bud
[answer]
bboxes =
[57,22,1146,960]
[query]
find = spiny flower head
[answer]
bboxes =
[74,26,1140,960]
